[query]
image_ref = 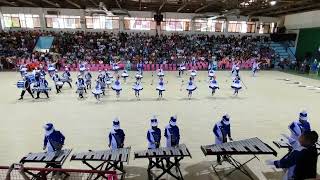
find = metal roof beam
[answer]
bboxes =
[177,0,189,12]
[41,0,60,7]
[159,0,166,11]
[65,0,81,8]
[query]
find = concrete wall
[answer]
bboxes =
[284,10,320,30]
[283,10,320,48]
[0,6,279,36]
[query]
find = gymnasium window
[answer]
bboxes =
[124,17,156,30]
[3,14,40,28]
[194,19,225,32]
[45,15,81,29]
[161,19,190,31]
[228,21,248,33]
[246,22,256,33]
[258,23,271,34]
[85,16,119,29]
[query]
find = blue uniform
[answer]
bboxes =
[147,127,161,149]
[44,130,65,152]
[289,121,311,140]
[108,129,125,149]
[213,121,231,144]
[164,124,180,147]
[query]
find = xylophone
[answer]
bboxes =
[201,137,277,180]
[71,147,131,179]
[135,144,191,158]
[20,149,72,165]
[201,137,277,156]
[273,138,320,155]
[134,144,192,180]
[20,149,72,179]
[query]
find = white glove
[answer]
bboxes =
[265,160,275,166]
[281,133,290,141]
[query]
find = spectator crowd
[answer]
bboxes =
[0,31,277,70]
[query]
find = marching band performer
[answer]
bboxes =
[157,68,165,78]
[231,76,242,96]
[186,77,197,99]
[164,116,180,147]
[75,75,86,99]
[52,70,63,94]
[156,77,166,100]
[47,63,56,77]
[147,116,161,149]
[190,69,197,80]
[288,110,311,141]
[252,60,260,77]
[121,70,129,83]
[92,80,103,101]
[35,75,50,99]
[266,131,318,180]
[178,62,186,77]
[112,76,122,99]
[19,64,28,77]
[135,71,143,82]
[108,118,125,149]
[43,123,65,152]
[112,62,120,74]
[84,69,92,89]
[105,71,113,89]
[208,59,217,71]
[33,68,41,82]
[231,62,237,76]
[39,65,46,77]
[132,80,143,100]
[136,61,144,75]
[232,66,240,78]
[17,75,34,100]
[213,114,233,163]
[209,76,219,96]
[98,72,106,96]
[79,64,86,76]
[62,67,72,88]
[108,118,126,169]
[208,69,216,80]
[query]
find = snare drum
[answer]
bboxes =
[17,80,26,89]
[56,81,63,86]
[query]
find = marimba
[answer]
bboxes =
[20,149,72,165]
[71,147,131,179]
[273,139,320,155]
[201,137,277,180]
[134,144,192,180]
[20,149,72,178]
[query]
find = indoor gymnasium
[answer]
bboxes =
[0,0,319,180]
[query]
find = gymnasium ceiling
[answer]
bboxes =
[0,0,319,16]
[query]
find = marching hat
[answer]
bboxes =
[169,115,177,126]
[299,110,308,121]
[222,114,230,125]
[43,123,54,135]
[43,123,54,131]
[150,115,158,127]
[113,118,120,129]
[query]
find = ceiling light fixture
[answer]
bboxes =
[270,0,277,6]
